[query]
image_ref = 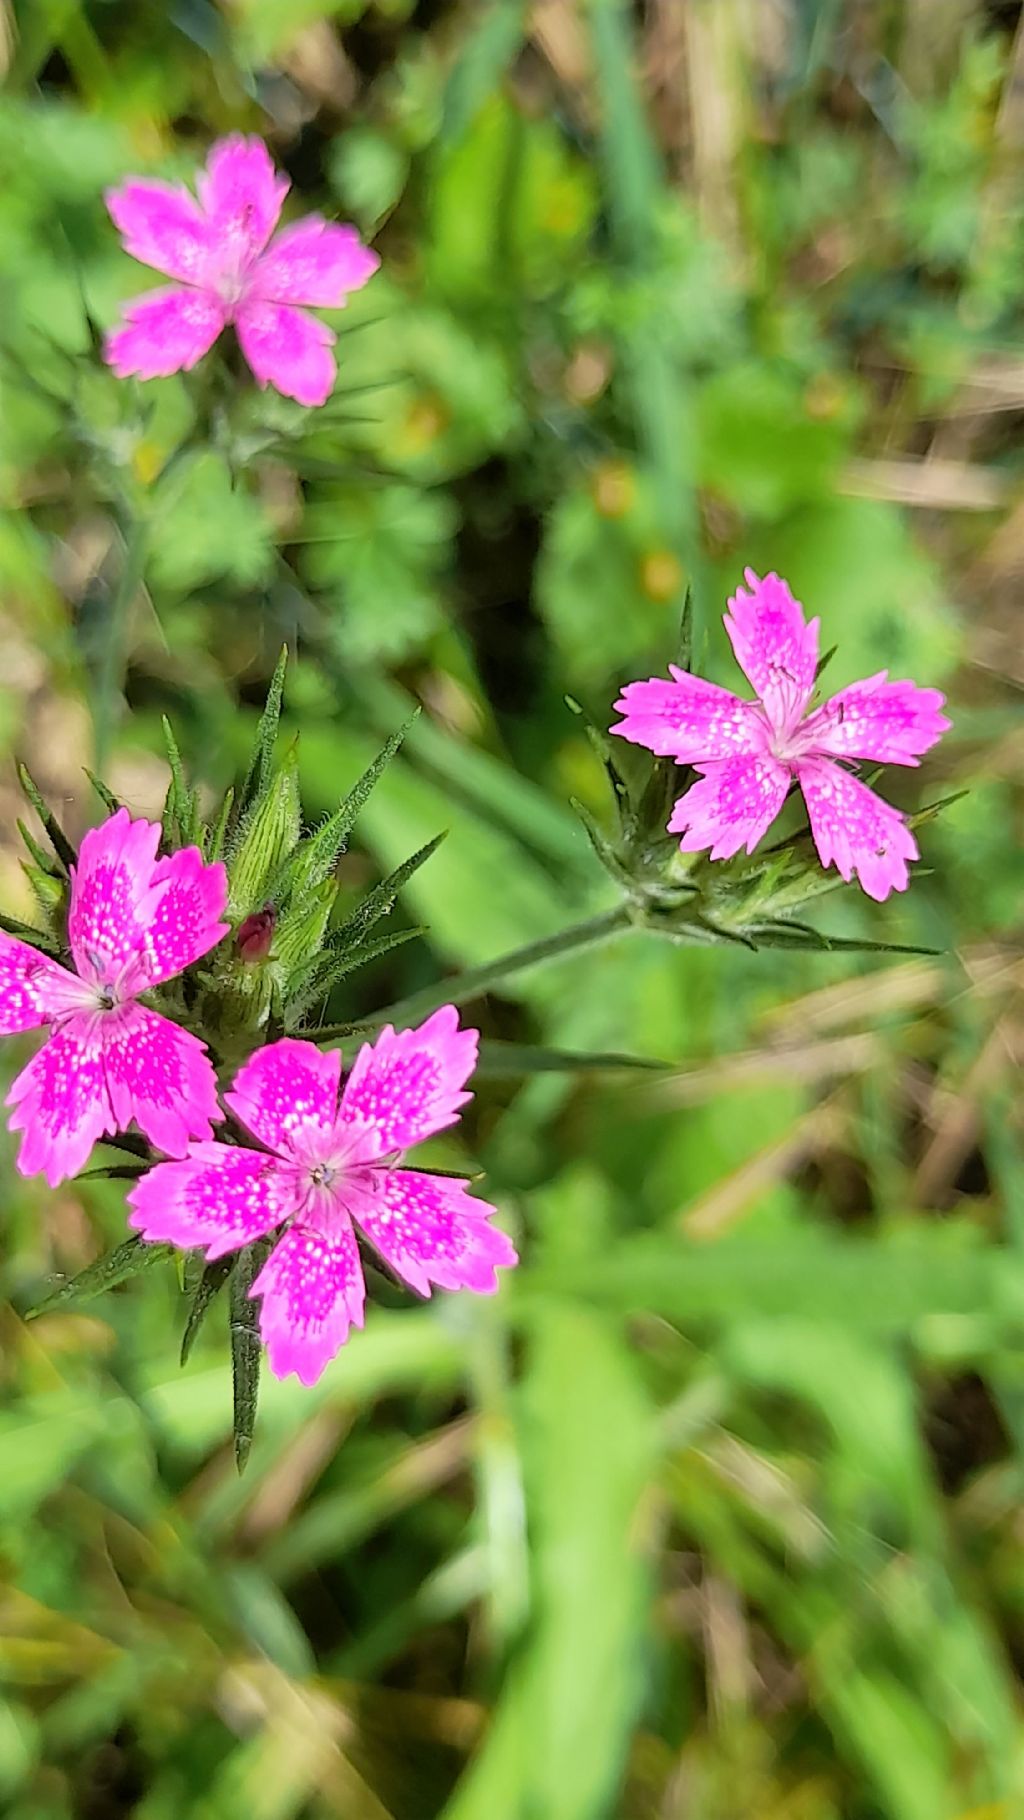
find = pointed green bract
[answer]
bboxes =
[16,764,77,874]
[238,645,288,814]
[180,1256,234,1367]
[26,1236,172,1319]
[226,741,302,918]
[230,1240,271,1474]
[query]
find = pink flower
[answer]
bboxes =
[104,135,379,407]
[127,1010,518,1386]
[611,569,950,901]
[0,810,228,1186]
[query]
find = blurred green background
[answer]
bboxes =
[2,0,1024,1814]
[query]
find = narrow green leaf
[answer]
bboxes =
[180,1256,234,1367]
[569,799,634,890]
[161,716,199,844]
[331,834,445,954]
[285,712,420,901]
[83,770,123,816]
[745,922,941,957]
[26,1237,170,1319]
[16,764,76,873]
[16,819,61,877]
[475,1039,671,1077]
[239,646,288,813]
[230,1239,271,1473]
[288,925,426,1027]
[0,910,59,952]
[206,786,235,863]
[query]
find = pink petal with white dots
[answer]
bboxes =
[105,179,213,285]
[252,1217,366,1387]
[353,1169,517,1297]
[800,674,950,767]
[67,810,162,991]
[225,1039,342,1166]
[134,846,229,990]
[104,286,226,381]
[338,1008,479,1162]
[235,300,337,407]
[128,1144,303,1259]
[6,1014,114,1187]
[611,670,765,763]
[667,753,791,861]
[796,758,919,902]
[0,933,86,1034]
[724,570,820,734]
[103,1003,222,1156]
[195,134,289,267]
[250,217,379,307]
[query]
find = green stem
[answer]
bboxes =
[94,515,148,772]
[364,902,634,1030]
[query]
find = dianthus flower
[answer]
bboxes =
[612,570,950,901]
[0,810,228,1185]
[104,135,379,407]
[128,1010,517,1385]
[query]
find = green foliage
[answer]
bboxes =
[1,3,1022,1818]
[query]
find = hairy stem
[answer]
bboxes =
[364,902,635,1030]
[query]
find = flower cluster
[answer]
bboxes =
[3,809,514,1386]
[612,570,950,902]
[105,135,379,407]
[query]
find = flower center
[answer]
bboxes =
[310,1162,338,1189]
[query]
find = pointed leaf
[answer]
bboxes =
[26,1236,171,1319]
[331,834,445,955]
[181,1255,234,1367]
[230,1238,271,1474]
[84,771,123,816]
[16,765,76,873]
[17,819,62,878]
[288,925,426,1027]
[239,647,288,814]
[475,1039,671,1077]
[0,910,59,953]
[285,712,420,902]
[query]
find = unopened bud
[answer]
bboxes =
[236,905,275,963]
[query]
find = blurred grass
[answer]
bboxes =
[2,1,1024,1817]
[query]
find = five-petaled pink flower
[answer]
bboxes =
[612,569,950,901]
[0,810,228,1186]
[104,135,379,407]
[127,1010,517,1386]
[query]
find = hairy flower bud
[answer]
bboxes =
[236,905,275,962]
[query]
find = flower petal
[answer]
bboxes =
[104,286,225,381]
[235,300,336,406]
[797,758,919,901]
[667,753,791,861]
[7,1015,114,1187]
[252,1220,365,1387]
[724,570,819,730]
[196,134,289,264]
[353,1169,517,1297]
[611,669,765,762]
[135,846,229,989]
[106,179,212,284]
[225,1039,342,1165]
[800,674,950,767]
[68,809,161,990]
[0,933,83,1034]
[338,1007,478,1162]
[250,217,379,307]
[103,1003,221,1156]
[128,1144,303,1259]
